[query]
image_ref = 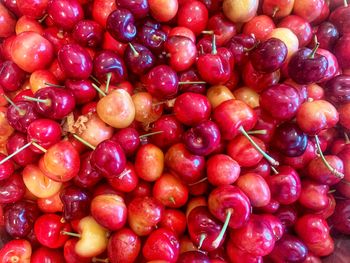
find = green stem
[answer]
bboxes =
[247,129,267,135]
[31,142,47,153]
[61,231,81,238]
[198,234,206,250]
[345,0,348,7]
[23,96,51,106]
[139,131,164,138]
[212,209,233,249]
[0,141,32,165]
[271,166,279,175]
[315,135,344,179]
[72,134,96,150]
[128,43,139,57]
[309,36,320,59]
[2,94,25,115]
[202,30,214,34]
[92,83,107,97]
[105,72,112,94]
[239,126,279,166]
[178,81,206,85]
[44,82,64,88]
[212,34,217,55]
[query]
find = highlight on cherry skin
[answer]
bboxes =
[1,0,350,262]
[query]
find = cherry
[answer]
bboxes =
[293,0,325,23]
[223,0,259,23]
[165,143,206,184]
[268,233,308,263]
[106,9,137,43]
[6,132,39,166]
[47,0,84,31]
[92,0,116,27]
[183,120,221,156]
[116,0,149,19]
[60,186,91,221]
[6,101,40,134]
[138,21,167,53]
[153,173,189,208]
[250,38,288,73]
[324,74,350,105]
[0,153,14,180]
[329,199,350,235]
[143,65,179,100]
[0,239,32,263]
[72,20,103,48]
[37,191,64,214]
[207,154,240,186]
[165,35,197,72]
[148,0,178,22]
[315,22,340,51]
[207,13,237,46]
[112,128,140,157]
[177,251,210,263]
[225,34,256,66]
[329,2,350,35]
[11,31,54,73]
[34,213,71,248]
[0,3,16,38]
[268,165,301,205]
[39,140,80,182]
[307,155,344,185]
[177,0,208,35]
[278,15,312,47]
[0,61,26,92]
[91,139,126,179]
[272,122,308,157]
[262,0,294,18]
[187,206,223,251]
[65,79,97,105]
[31,247,65,263]
[231,214,275,257]
[127,196,164,236]
[159,209,187,236]
[242,15,276,41]
[178,69,206,94]
[90,193,127,231]
[15,15,44,35]
[226,240,263,263]
[63,238,91,263]
[107,228,141,263]
[124,43,155,75]
[316,48,340,82]
[299,179,330,211]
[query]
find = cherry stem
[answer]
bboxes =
[72,134,96,150]
[139,131,164,139]
[0,141,32,165]
[239,126,279,166]
[118,169,131,179]
[309,36,320,59]
[247,129,267,135]
[202,30,214,34]
[38,13,48,23]
[105,72,112,94]
[178,81,206,85]
[345,0,348,7]
[271,166,279,175]
[92,83,107,97]
[128,43,139,57]
[212,34,217,55]
[44,82,64,88]
[23,96,50,106]
[272,6,279,18]
[188,177,208,186]
[314,135,344,179]
[90,75,101,85]
[212,208,233,249]
[61,231,81,238]
[152,35,165,41]
[198,234,207,250]
[31,141,47,153]
[152,100,167,106]
[328,189,336,194]
[169,197,176,204]
[2,94,25,115]
[92,258,109,263]
[10,256,19,263]
[344,132,350,144]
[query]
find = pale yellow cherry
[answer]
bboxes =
[22,164,62,198]
[233,87,260,108]
[223,0,259,23]
[97,89,135,129]
[75,216,109,258]
[132,92,153,123]
[206,85,235,109]
[268,28,299,59]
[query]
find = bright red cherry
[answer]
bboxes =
[177,0,208,35]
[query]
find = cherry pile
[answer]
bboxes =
[0,0,350,262]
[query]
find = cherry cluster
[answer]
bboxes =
[0,0,350,262]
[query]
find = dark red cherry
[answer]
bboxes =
[249,38,288,73]
[272,122,308,157]
[6,101,40,133]
[315,22,339,51]
[58,44,93,80]
[324,74,350,105]
[138,23,167,52]
[6,132,39,166]
[124,43,155,75]
[65,79,97,105]
[177,251,210,263]
[0,60,26,92]
[329,4,350,35]
[329,199,350,235]
[73,151,103,188]
[107,9,137,43]
[226,34,256,66]
[112,128,140,157]
[72,20,103,48]
[178,69,206,94]
[0,173,26,204]
[0,153,15,180]
[60,185,91,221]
[116,0,149,19]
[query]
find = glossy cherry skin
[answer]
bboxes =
[316,48,340,82]
[177,0,208,35]
[268,165,301,205]
[178,251,210,263]
[116,0,149,18]
[329,199,350,235]
[34,213,71,249]
[124,43,155,75]
[260,83,302,121]
[226,240,263,263]
[107,228,141,263]
[298,179,329,211]
[4,200,39,238]
[47,0,84,31]
[207,13,237,46]
[278,15,312,47]
[0,2,16,38]
[58,44,93,80]
[33,87,76,120]
[213,99,257,140]
[63,238,91,263]
[93,50,127,84]
[72,19,103,48]
[0,61,26,92]
[288,47,328,85]
[315,22,339,51]
[6,132,39,166]
[11,31,54,73]
[272,122,308,157]
[138,22,167,53]
[324,74,350,105]
[242,14,275,41]
[187,206,223,252]
[91,139,126,179]
[165,143,205,184]
[40,140,80,182]
[208,185,251,229]
[329,4,350,35]
[65,79,97,105]
[307,155,343,185]
[183,120,221,156]
[159,209,186,237]
[231,214,275,257]
[27,119,62,154]
[0,174,25,205]
[142,228,179,262]
[268,234,308,263]
[6,101,40,133]
[165,35,197,72]
[294,214,333,257]
[60,186,91,221]
[0,239,32,263]
[143,65,179,99]
[250,38,288,73]
[206,154,240,186]
[127,196,164,236]
[296,100,339,135]
[31,247,65,263]
[0,153,14,180]
[226,34,256,66]
[107,9,137,43]
[112,128,140,157]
